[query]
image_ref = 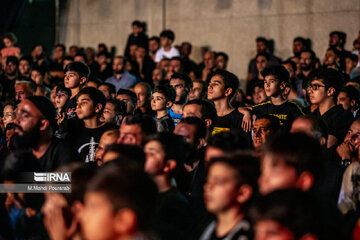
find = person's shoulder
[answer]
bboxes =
[171,47,180,55]
[287,100,305,114]
[105,76,115,82]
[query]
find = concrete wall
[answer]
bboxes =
[59,0,360,86]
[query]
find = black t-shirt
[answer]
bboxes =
[212,110,244,135]
[313,105,354,142]
[252,100,304,131]
[66,122,114,163]
[200,219,252,240]
[155,113,175,133]
[64,93,79,120]
[38,137,78,171]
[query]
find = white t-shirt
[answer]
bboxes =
[154,46,180,62]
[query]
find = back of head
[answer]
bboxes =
[64,61,90,80]
[208,130,251,152]
[104,144,146,169]
[124,113,157,138]
[261,65,290,85]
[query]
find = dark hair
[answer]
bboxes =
[132,20,143,28]
[263,132,324,180]
[98,43,109,54]
[330,31,347,47]
[256,114,281,134]
[208,130,251,152]
[210,69,239,99]
[124,113,157,139]
[160,30,175,41]
[55,83,71,97]
[295,115,328,142]
[249,189,320,239]
[181,42,192,52]
[340,85,360,108]
[185,99,217,129]
[300,49,316,61]
[149,36,160,44]
[256,37,268,46]
[106,99,127,118]
[215,52,229,62]
[78,87,106,116]
[96,50,110,59]
[180,117,207,142]
[31,65,46,77]
[344,52,359,63]
[310,68,344,100]
[6,56,19,66]
[117,89,137,106]
[2,32,17,43]
[64,56,74,62]
[64,61,90,80]
[293,37,307,47]
[87,161,158,231]
[99,82,116,96]
[256,51,271,61]
[86,76,102,88]
[19,56,32,65]
[247,79,264,96]
[55,44,66,52]
[326,47,341,58]
[261,65,290,84]
[170,72,193,90]
[153,84,176,103]
[282,59,297,73]
[104,144,146,169]
[75,52,87,62]
[135,82,152,97]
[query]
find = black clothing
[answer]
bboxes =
[140,56,156,84]
[155,114,175,133]
[200,219,252,240]
[124,32,149,59]
[0,74,16,100]
[182,57,198,74]
[98,64,113,81]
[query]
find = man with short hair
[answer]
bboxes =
[116,89,138,115]
[155,30,180,63]
[189,80,207,101]
[252,114,280,149]
[98,82,116,99]
[134,82,152,114]
[182,99,217,131]
[180,42,197,74]
[292,37,307,57]
[15,81,35,102]
[201,50,217,81]
[105,56,137,92]
[0,56,19,100]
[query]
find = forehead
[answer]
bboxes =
[210,75,224,83]
[117,94,131,100]
[184,103,202,113]
[152,92,165,97]
[174,122,196,136]
[208,162,235,177]
[98,85,109,91]
[311,79,324,85]
[15,84,27,91]
[301,52,311,58]
[134,84,147,92]
[120,122,141,133]
[264,75,278,81]
[113,58,123,64]
[4,105,14,112]
[256,55,267,61]
[350,120,360,132]
[254,118,271,127]
[145,140,164,152]
[17,99,41,115]
[193,82,203,88]
[170,78,184,85]
[338,91,348,98]
[105,102,115,110]
[78,94,91,101]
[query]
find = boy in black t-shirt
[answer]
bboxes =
[251,65,304,131]
[200,153,259,240]
[207,69,249,136]
[151,84,176,133]
[67,87,114,163]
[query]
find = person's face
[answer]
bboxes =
[204,51,216,70]
[308,79,327,105]
[160,37,171,48]
[64,70,82,89]
[85,48,95,61]
[344,120,360,148]
[3,37,12,48]
[205,146,224,163]
[337,91,352,111]
[207,75,226,101]
[159,59,170,72]
[329,34,340,47]
[31,70,43,85]
[174,122,196,146]
[6,61,17,75]
[112,58,124,74]
[151,92,167,111]
[69,47,78,57]
[290,118,314,136]
[80,192,117,240]
[258,154,298,195]
[252,86,267,105]
[253,118,272,149]
[292,40,304,55]
[100,102,116,123]
[129,45,138,58]
[189,81,204,100]
[204,162,239,214]
[134,84,149,108]
[74,56,85,63]
[254,220,295,240]
[98,85,110,99]
[149,39,160,53]
[15,84,30,102]
[63,59,73,70]
[256,41,267,53]
[3,105,15,127]
[132,25,141,35]
[180,43,191,57]
[97,55,106,65]
[76,94,96,120]
[95,133,118,165]
[55,91,69,109]
[324,49,337,66]
[135,47,146,59]
[116,94,134,114]
[170,78,186,102]
[282,63,295,79]
[19,60,30,76]
[183,104,202,119]
[345,58,356,74]
[34,45,44,58]
[54,46,65,59]
[170,60,181,73]
[118,122,143,145]
[256,56,268,73]
[13,99,43,136]
[264,75,281,97]
[216,55,227,70]
[300,52,312,71]
[152,68,162,85]
[144,140,166,175]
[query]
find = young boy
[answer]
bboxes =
[66,87,115,163]
[63,61,90,119]
[80,161,158,240]
[308,68,354,148]
[55,83,71,123]
[251,65,304,132]
[151,84,176,133]
[143,133,193,240]
[200,152,259,240]
[155,30,180,63]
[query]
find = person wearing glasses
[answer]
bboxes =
[309,68,354,148]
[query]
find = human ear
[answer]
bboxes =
[39,119,50,131]
[225,88,233,97]
[166,101,173,109]
[296,171,314,192]
[163,159,177,173]
[327,87,335,97]
[80,77,87,85]
[236,184,253,204]
[95,103,103,113]
[114,208,137,235]
[204,118,212,129]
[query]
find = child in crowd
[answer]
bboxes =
[155,30,180,63]
[151,84,176,132]
[1,32,20,57]
[55,84,71,125]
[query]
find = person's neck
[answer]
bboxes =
[115,73,123,79]
[302,69,312,77]
[71,87,81,98]
[32,135,52,159]
[216,206,244,238]
[213,98,233,117]
[270,94,287,105]
[157,109,168,119]
[163,45,171,52]
[318,99,336,115]
[83,116,103,129]
[154,174,172,193]
[171,103,184,114]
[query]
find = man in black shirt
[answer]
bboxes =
[12,96,76,171]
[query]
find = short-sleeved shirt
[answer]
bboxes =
[313,104,354,142]
[105,71,137,92]
[252,100,304,131]
[155,47,180,63]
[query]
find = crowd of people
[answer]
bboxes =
[0,20,359,239]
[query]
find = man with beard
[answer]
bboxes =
[297,49,316,89]
[12,96,77,171]
[169,72,193,125]
[105,56,137,92]
[0,56,19,100]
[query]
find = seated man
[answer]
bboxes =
[252,114,280,150]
